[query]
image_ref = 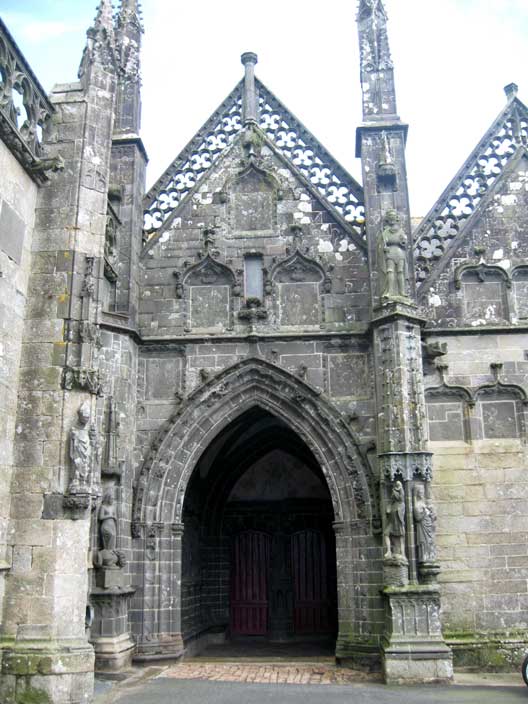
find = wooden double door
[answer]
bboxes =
[230,529,335,637]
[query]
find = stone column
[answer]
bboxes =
[356,0,452,683]
[0,4,119,701]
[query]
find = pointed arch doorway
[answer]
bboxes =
[182,407,337,650]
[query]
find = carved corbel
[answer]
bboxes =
[29,153,65,174]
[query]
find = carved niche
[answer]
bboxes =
[182,255,236,331]
[455,263,510,324]
[227,163,279,236]
[271,250,325,327]
[474,368,527,441]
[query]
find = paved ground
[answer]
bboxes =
[94,662,527,704]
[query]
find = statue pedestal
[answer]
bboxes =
[382,584,453,685]
[383,555,408,587]
[90,583,135,672]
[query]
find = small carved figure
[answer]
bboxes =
[377,209,408,299]
[413,484,437,562]
[383,480,405,559]
[69,401,92,491]
[98,490,117,552]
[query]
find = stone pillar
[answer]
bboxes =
[356,0,452,684]
[0,4,118,701]
[134,522,184,661]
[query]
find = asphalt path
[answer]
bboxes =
[98,676,528,704]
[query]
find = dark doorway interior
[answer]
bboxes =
[181,408,337,651]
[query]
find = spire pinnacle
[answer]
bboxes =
[241,52,259,125]
[78,0,117,80]
[357,0,393,74]
[356,0,396,120]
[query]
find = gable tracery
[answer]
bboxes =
[414,98,528,291]
[143,78,365,245]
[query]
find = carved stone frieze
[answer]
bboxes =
[379,452,433,482]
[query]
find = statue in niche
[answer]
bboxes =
[413,484,437,563]
[94,490,125,570]
[69,401,92,492]
[383,480,405,559]
[377,209,408,300]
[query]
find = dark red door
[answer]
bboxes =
[230,531,271,635]
[291,529,333,634]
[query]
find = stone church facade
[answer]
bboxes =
[1,0,528,701]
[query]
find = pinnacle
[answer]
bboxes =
[94,0,115,32]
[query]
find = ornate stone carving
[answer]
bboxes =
[82,255,96,298]
[383,480,405,559]
[237,297,268,324]
[62,366,103,396]
[358,0,393,73]
[143,80,365,244]
[414,98,528,290]
[413,485,437,563]
[377,209,408,300]
[0,18,57,183]
[69,401,94,494]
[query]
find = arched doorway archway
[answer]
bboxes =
[130,359,379,661]
[182,407,338,647]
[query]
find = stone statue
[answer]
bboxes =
[99,490,117,551]
[384,480,405,559]
[413,484,437,563]
[69,401,92,491]
[377,209,408,299]
[94,490,125,572]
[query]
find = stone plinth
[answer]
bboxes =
[382,585,453,685]
[383,556,409,587]
[90,585,136,671]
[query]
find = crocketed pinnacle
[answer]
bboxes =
[117,0,144,33]
[357,0,393,74]
[78,0,117,80]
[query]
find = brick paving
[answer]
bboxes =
[162,662,378,685]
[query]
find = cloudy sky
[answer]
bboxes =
[3,0,528,217]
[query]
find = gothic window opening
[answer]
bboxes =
[244,255,263,300]
[102,205,120,312]
[512,266,528,320]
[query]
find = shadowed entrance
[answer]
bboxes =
[181,407,337,651]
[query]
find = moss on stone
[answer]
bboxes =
[16,687,51,704]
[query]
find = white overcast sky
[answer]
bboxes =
[3,0,528,216]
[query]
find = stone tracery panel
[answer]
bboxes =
[414,99,528,289]
[143,79,365,245]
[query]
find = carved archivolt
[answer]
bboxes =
[132,358,372,536]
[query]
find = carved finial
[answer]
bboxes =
[241,52,259,124]
[117,0,144,73]
[94,0,115,32]
[78,0,117,80]
[504,82,519,102]
[357,0,392,73]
